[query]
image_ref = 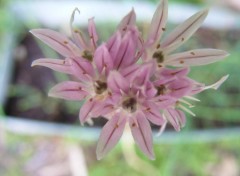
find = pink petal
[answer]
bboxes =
[70,57,95,81]
[153,95,176,108]
[128,26,141,44]
[70,8,89,49]
[106,32,122,62]
[114,31,137,69]
[79,98,102,124]
[164,108,181,131]
[133,62,155,86]
[153,78,175,88]
[146,0,168,46]
[96,113,126,160]
[88,17,98,50]
[48,81,87,100]
[161,9,208,51]
[142,102,165,125]
[119,64,140,81]
[130,112,155,160]
[157,119,167,137]
[189,79,206,95]
[30,29,81,57]
[175,109,186,127]
[31,58,72,74]
[93,103,115,117]
[107,71,129,94]
[117,8,136,33]
[145,82,158,98]
[168,78,192,98]
[203,75,229,90]
[94,44,113,74]
[160,67,189,78]
[167,49,229,67]
[191,75,229,94]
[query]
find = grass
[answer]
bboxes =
[89,136,240,176]
[0,130,239,176]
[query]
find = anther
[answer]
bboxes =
[146,107,151,111]
[152,51,164,63]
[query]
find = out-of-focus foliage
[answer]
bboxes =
[1,132,240,176]
[0,0,12,34]
[89,138,240,176]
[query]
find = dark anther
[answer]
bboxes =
[94,80,107,94]
[156,85,167,96]
[152,51,164,63]
[122,97,137,113]
[82,50,93,62]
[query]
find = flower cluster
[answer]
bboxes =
[31,0,228,160]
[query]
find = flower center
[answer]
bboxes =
[94,80,107,94]
[152,51,164,63]
[122,97,137,113]
[82,50,93,61]
[156,85,167,96]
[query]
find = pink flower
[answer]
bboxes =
[31,9,141,124]
[142,0,228,69]
[30,0,229,160]
[96,63,164,160]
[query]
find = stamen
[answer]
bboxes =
[82,50,93,61]
[179,60,184,64]
[178,99,194,108]
[146,107,151,111]
[156,85,167,96]
[94,80,107,94]
[156,118,167,137]
[152,51,164,63]
[184,96,200,102]
[178,104,196,116]
[122,97,137,113]
[74,29,79,33]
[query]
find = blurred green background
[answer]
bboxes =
[0,0,240,176]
